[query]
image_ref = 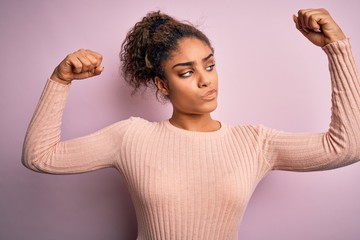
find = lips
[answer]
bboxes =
[201,89,217,100]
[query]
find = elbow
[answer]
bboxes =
[21,154,39,173]
[325,131,360,167]
[21,144,33,170]
[21,145,45,173]
[341,143,360,166]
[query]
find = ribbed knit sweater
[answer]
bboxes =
[22,39,360,239]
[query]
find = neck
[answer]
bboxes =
[169,112,220,132]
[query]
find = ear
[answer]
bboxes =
[154,76,169,96]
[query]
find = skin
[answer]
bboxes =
[51,8,346,132]
[154,37,219,131]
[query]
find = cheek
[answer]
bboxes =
[168,81,197,104]
[171,84,195,101]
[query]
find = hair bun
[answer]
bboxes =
[149,18,168,36]
[146,11,172,37]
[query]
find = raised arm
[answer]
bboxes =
[262,9,360,171]
[22,49,131,174]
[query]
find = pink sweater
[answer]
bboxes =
[22,39,360,239]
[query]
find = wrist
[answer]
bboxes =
[50,69,72,85]
[324,29,346,46]
[50,74,72,85]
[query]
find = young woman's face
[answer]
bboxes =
[158,37,218,115]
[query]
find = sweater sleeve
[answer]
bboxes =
[22,79,133,174]
[262,38,360,171]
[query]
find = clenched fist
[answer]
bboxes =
[293,8,346,47]
[51,49,104,85]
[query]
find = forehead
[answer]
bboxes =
[168,37,213,63]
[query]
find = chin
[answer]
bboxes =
[202,100,218,113]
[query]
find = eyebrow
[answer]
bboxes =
[171,53,214,69]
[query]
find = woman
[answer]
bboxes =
[22,8,360,239]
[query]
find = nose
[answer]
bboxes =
[197,70,211,88]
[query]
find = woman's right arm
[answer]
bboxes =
[22,49,132,174]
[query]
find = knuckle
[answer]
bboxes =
[66,53,74,60]
[93,52,103,61]
[74,63,82,71]
[83,62,91,68]
[298,9,306,16]
[303,11,310,18]
[88,55,97,64]
[77,48,88,56]
[320,8,328,13]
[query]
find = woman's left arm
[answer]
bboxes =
[262,9,360,171]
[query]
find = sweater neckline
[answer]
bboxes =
[162,119,227,138]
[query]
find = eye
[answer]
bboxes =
[179,71,193,78]
[206,63,215,71]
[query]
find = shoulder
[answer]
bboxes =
[100,117,155,135]
[117,116,162,134]
[127,116,161,128]
[227,124,277,143]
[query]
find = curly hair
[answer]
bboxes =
[120,11,213,100]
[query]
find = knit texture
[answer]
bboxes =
[22,39,360,239]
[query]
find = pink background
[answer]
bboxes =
[1,0,360,239]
